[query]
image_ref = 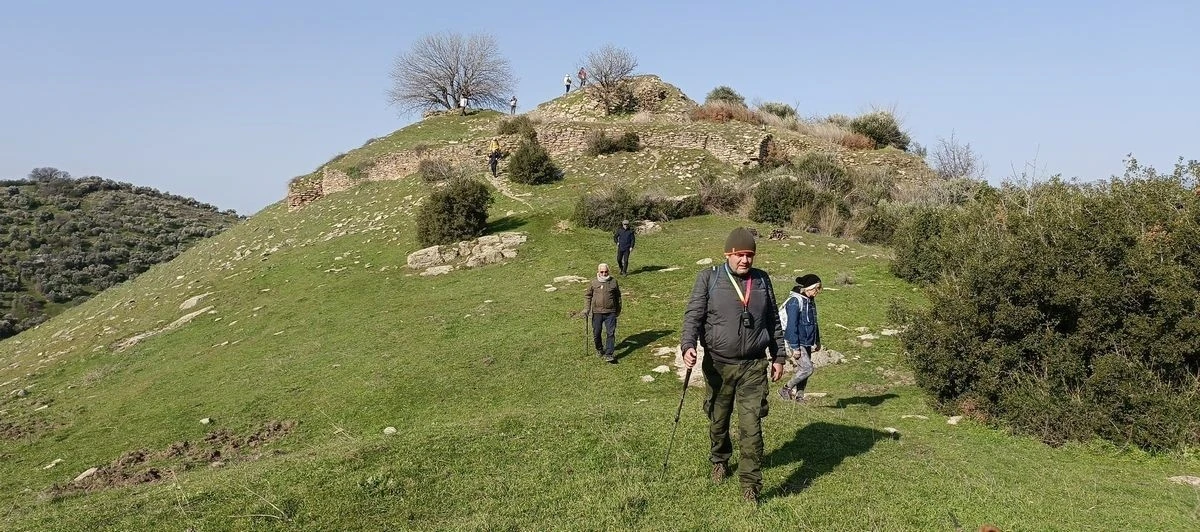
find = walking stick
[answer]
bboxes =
[584,311,591,357]
[662,365,693,474]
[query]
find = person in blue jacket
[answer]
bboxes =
[779,274,821,402]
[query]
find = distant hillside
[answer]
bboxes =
[0,168,241,338]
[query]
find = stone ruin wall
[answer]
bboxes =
[287,123,930,210]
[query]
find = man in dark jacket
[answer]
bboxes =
[680,227,785,504]
[585,263,621,363]
[613,220,636,276]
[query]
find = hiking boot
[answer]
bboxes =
[596,349,605,359]
[711,462,728,484]
[778,386,794,401]
[742,486,760,505]
[604,353,616,364]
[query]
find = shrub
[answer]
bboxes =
[705,86,745,106]
[698,174,746,214]
[838,133,876,150]
[688,101,764,126]
[825,114,852,127]
[497,115,538,140]
[415,176,493,246]
[891,160,1200,451]
[757,102,796,120]
[416,159,459,183]
[793,153,850,195]
[584,131,641,156]
[572,187,704,229]
[849,111,911,151]
[507,139,559,185]
[856,206,900,244]
[572,186,648,230]
[749,178,814,225]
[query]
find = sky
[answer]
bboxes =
[1,0,1196,215]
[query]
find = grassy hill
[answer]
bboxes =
[3,88,1199,530]
[0,170,241,340]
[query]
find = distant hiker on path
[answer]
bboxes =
[564,74,573,94]
[613,219,636,276]
[578,67,588,87]
[509,95,518,115]
[680,227,785,505]
[459,93,469,116]
[487,138,502,177]
[585,263,621,363]
[778,274,822,402]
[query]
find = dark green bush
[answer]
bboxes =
[891,159,1200,451]
[704,86,746,106]
[758,102,796,120]
[497,116,538,141]
[572,187,706,230]
[849,111,911,151]
[572,187,648,230]
[749,178,814,225]
[415,177,494,246]
[856,206,900,244]
[584,131,641,156]
[507,139,559,185]
[793,153,851,195]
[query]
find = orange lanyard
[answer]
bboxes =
[723,264,752,308]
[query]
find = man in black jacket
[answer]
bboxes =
[680,227,785,504]
[613,220,636,276]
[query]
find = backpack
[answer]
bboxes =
[777,292,805,332]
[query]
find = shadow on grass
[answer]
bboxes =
[614,330,673,359]
[487,215,529,233]
[827,393,899,409]
[764,421,893,498]
[628,265,669,274]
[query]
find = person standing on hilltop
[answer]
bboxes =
[578,67,588,88]
[585,263,621,364]
[459,92,469,116]
[509,95,518,115]
[680,227,786,505]
[613,220,636,276]
[778,273,822,402]
[564,74,573,94]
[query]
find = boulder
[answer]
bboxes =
[407,246,444,269]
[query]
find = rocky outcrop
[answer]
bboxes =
[406,232,528,276]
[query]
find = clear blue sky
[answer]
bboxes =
[2,0,1195,215]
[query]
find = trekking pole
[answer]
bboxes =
[662,365,693,474]
[584,311,591,357]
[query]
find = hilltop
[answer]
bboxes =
[2,80,1198,530]
[0,169,241,339]
[287,76,933,212]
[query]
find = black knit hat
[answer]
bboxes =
[796,273,822,289]
[724,227,757,254]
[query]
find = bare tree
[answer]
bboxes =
[931,132,986,180]
[388,32,515,114]
[582,45,638,114]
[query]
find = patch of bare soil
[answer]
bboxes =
[1,417,55,441]
[47,420,297,497]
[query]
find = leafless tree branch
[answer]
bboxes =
[388,32,515,114]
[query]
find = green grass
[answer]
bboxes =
[2,177,1198,530]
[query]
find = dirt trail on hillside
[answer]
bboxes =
[484,171,530,206]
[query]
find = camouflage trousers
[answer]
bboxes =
[701,357,770,490]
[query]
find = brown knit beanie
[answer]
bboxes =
[724,227,757,254]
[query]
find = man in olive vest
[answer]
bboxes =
[585,263,622,363]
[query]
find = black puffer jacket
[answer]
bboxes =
[680,264,785,365]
